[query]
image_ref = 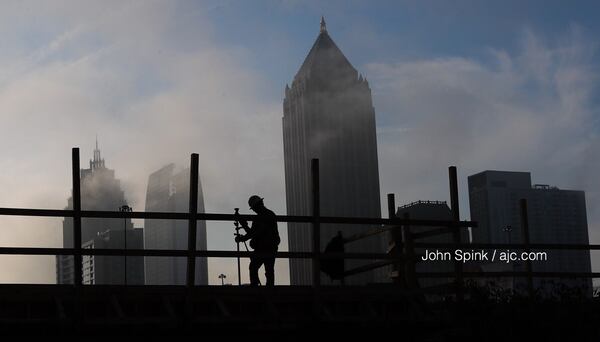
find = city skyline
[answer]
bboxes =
[0,1,598,286]
[57,142,145,285]
[469,170,592,295]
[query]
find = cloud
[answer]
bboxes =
[0,1,288,284]
[0,2,598,287]
[369,27,600,278]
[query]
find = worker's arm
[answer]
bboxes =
[235,233,250,243]
[235,218,261,243]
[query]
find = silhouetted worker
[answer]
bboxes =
[235,195,280,286]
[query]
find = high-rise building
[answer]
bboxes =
[394,201,467,291]
[283,18,383,285]
[144,164,208,285]
[56,141,144,285]
[81,227,144,285]
[468,170,592,296]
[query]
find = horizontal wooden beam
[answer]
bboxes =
[412,242,600,250]
[0,207,476,228]
[417,271,600,278]
[0,247,406,260]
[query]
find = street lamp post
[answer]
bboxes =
[218,273,227,286]
[119,205,132,285]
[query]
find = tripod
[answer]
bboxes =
[234,208,249,286]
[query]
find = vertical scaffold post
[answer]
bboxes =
[311,159,321,288]
[520,198,534,297]
[72,148,82,287]
[387,194,397,252]
[186,153,199,288]
[388,194,404,285]
[449,166,464,301]
[387,193,396,220]
[402,213,416,288]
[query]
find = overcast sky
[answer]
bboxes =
[0,0,598,285]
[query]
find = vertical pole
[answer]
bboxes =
[236,240,241,286]
[402,213,416,288]
[387,194,404,286]
[124,211,127,285]
[186,153,199,288]
[449,166,460,222]
[234,209,242,285]
[387,194,397,253]
[520,199,534,297]
[119,205,132,285]
[311,159,321,288]
[387,193,396,220]
[72,148,82,287]
[449,166,464,301]
[234,212,242,286]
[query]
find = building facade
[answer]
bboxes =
[283,18,383,285]
[468,170,592,296]
[394,201,467,291]
[144,164,208,285]
[81,228,144,285]
[56,141,144,285]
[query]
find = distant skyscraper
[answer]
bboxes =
[81,227,144,285]
[283,18,383,285]
[144,164,208,285]
[57,141,144,285]
[395,201,467,291]
[468,170,592,296]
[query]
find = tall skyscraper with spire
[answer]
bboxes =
[56,140,144,285]
[283,18,383,285]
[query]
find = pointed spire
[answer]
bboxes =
[91,136,105,170]
[94,136,101,163]
[320,16,326,33]
[295,15,355,81]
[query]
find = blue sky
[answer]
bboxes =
[206,0,600,88]
[0,0,598,285]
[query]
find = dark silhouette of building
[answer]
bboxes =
[57,140,144,284]
[394,201,467,292]
[144,164,208,285]
[468,170,592,296]
[283,17,383,285]
[81,227,144,284]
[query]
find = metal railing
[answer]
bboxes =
[0,148,597,297]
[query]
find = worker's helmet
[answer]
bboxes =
[248,195,264,209]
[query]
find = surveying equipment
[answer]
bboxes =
[234,208,249,285]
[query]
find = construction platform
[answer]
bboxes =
[0,284,431,335]
[0,284,599,339]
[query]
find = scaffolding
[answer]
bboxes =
[0,148,599,334]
